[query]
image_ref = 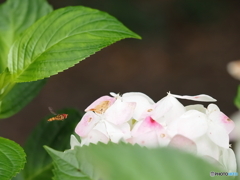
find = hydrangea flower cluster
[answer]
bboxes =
[72,92,237,172]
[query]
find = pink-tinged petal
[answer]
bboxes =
[194,135,221,161]
[132,116,164,135]
[80,129,109,146]
[85,95,116,113]
[208,111,235,134]
[219,148,237,172]
[131,117,170,147]
[169,135,197,154]
[207,121,229,148]
[75,111,100,137]
[122,92,154,120]
[152,94,185,124]
[177,110,208,139]
[171,93,217,102]
[105,99,136,125]
[104,121,131,143]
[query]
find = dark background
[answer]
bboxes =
[0,0,240,145]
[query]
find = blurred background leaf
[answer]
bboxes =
[234,85,240,109]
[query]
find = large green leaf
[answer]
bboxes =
[0,0,53,118]
[0,73,47,119]
[21,108,82,180]
[8,6,141,82]
[0,137,26,180]
[0,0,52,72]
[45,142,229,180]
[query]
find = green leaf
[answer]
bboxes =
[22,108,82,180]
[234,85,240,109]
[8,6,141,82]
[45,147,90,180]
[0,137,26,180]
[45,142,229,180]
[0,72,47,119]
[0,0,52,72]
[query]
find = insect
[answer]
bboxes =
[47,107,68,121]
[88,100,111,114]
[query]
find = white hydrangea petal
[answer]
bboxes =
[93,121,109,138]
[166,118,179,138]
[122,92,154,120]
[105,99,136,125]
[219,148,237,172]
[195,135,221,161]
[104,121,131,143]
[177,110,208,139]
[152,94,185,124]
[75,111,100,137]
[110,92,118,97]
[130,131,158,147]
[171,93,217,102]
[207,121,229,148]
[130,129,170,148]
[70,135,81,149]
[207,104,220,113]
[80,129,109,146]
[185,104,206,113]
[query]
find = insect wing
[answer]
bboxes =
[48,107,57,115]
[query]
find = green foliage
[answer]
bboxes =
[45,142,228,180]
[234,85,240,109]
[0,137,26,180]
[17,108,83,180]
[45,147,90,180]
[0,0,140,119]
[0,0,53,118]
[0,0,52,72]
[0,78,47,119]
[8,6,141,82]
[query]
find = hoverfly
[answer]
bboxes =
[47,107,68,121]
